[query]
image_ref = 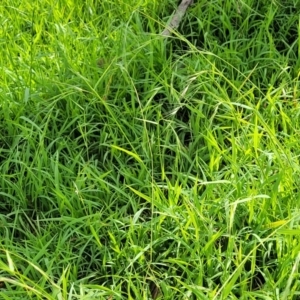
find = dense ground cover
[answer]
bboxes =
[1,0,300,299]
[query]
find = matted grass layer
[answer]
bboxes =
[1,0,300,299]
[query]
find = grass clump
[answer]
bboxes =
[0,0,300,299]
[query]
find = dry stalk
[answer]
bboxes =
[161,0,194,37]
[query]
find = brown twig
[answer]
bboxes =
[161,0,194,37]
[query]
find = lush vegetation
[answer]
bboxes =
[1,0,300,299]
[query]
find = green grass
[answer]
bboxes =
[0,0,300,299]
